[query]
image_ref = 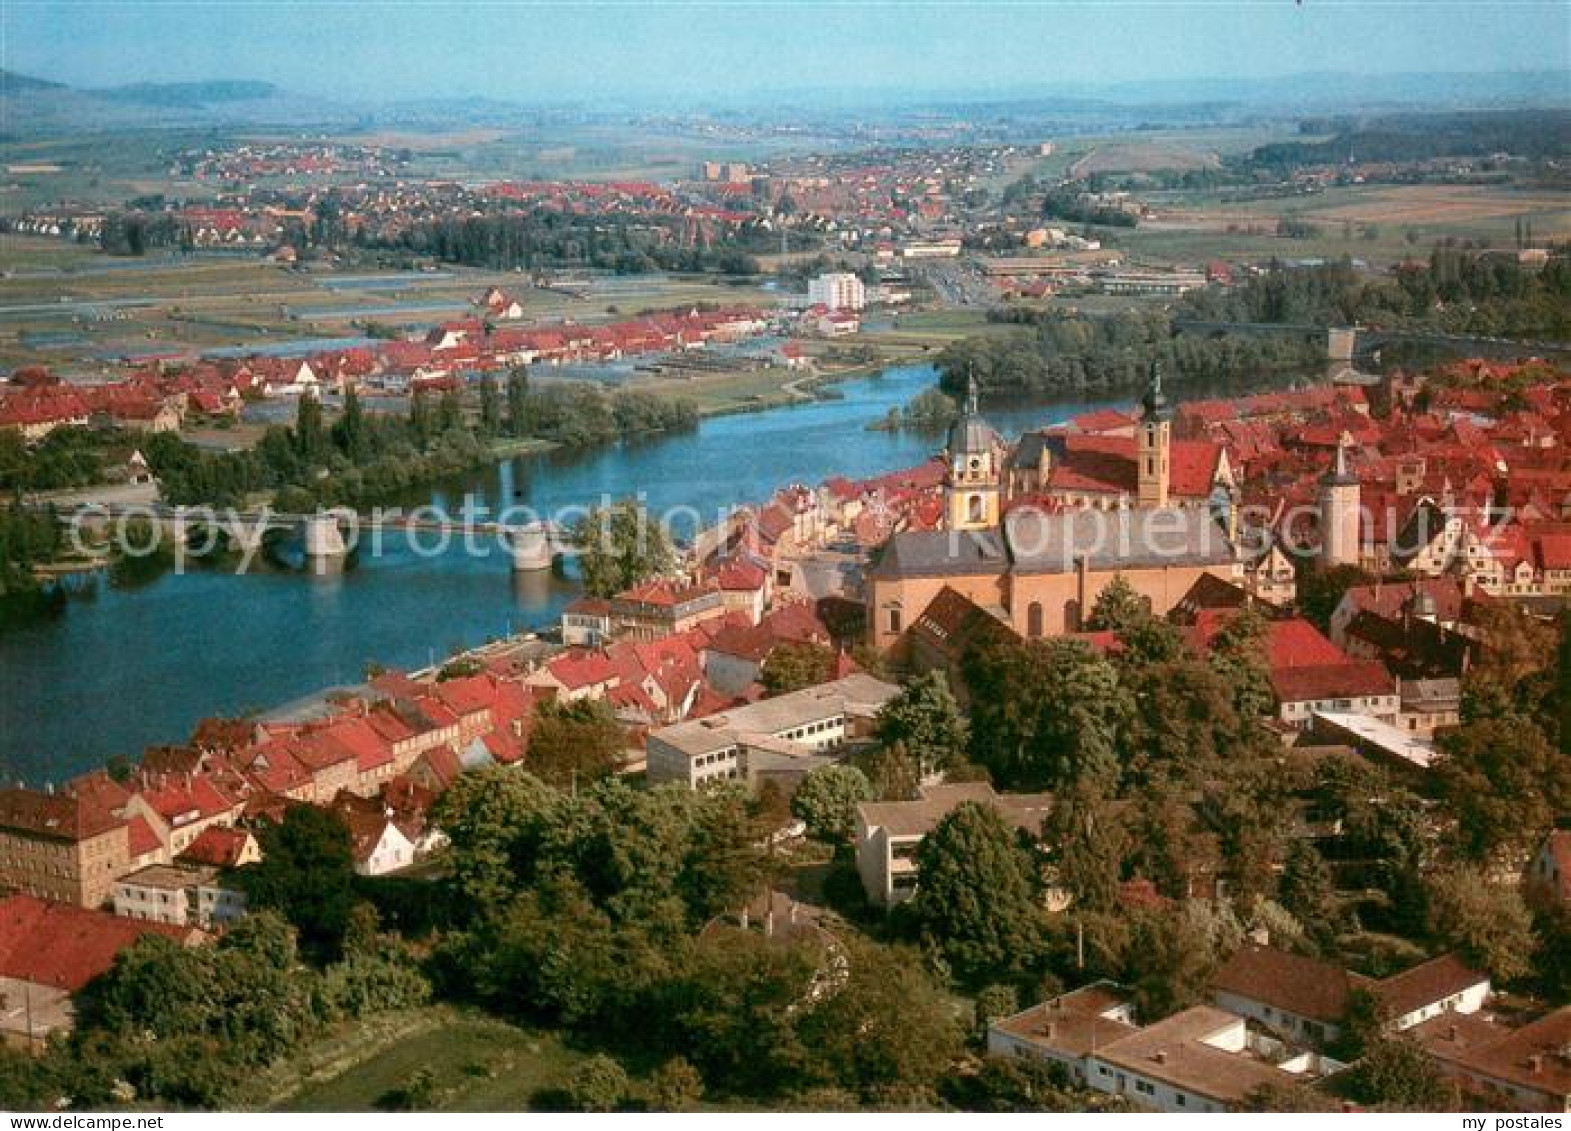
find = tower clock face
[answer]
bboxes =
[969,457,980,472]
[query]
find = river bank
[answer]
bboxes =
[0,362,1121,785]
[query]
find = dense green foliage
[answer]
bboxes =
[370,210,769,275]
[938,307,1320,400]
[8,912,428,1110]
[429,770,964,1104]
[760,640,839,694]
[873,671,968,779]
[569,498,679,599]
[790,764,874,844]
[240,804,359,961]
[1179,252,1571,339]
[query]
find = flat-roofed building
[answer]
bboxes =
[113,862,247,929]
[645,673,899,790]
[1087,1005,1309,1113]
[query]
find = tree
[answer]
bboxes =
[795,939,963,1100]
[293,392,328,465]
[1278,841,1341,951]
[1043,777,1123,913]
[506,366,531,436]
[665,928,820,1095]
[1436,714,1569,867]
[333,387,368,462]
[680,786,772,923]
[857,741,921,802]
[974,984,1020,1041]
[240,805,357,960]
[941,1055,1106,1112]
[874,671,968,778]
[1122,655,1247,789]
[1206,604,1276,720]
[1120,905,1222,1021]
[566,1054,630,1112]
[431,768,560,908]
[571,499,678,599]
[1425,866,1537,983]
[1242,1079,1343,1112]
[1530,897,1571,1001]
[962,635,1129,792]
[1086,574,1147,633]
[790,764,873,844]
[644,1057,703,1111]
[478,377,503,438]
[1345,1036,1456,1111]
[528,698,626,788]
[761,641,838,695]
[911,802,1047,985]
[409,388,433,449]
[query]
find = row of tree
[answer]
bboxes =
[937,307,1321,400]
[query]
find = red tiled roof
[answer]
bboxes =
[1212,944,1357,1023]
[547,650,619,690]
[1271,661,1395,704]
[0,894,199,992]
[1376,953,1489,1020]
[0,787,123,842]
[178,824,254,869]
[125,816,163,859]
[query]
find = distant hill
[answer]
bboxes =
[92,80,279,107]
[0,70,66,95]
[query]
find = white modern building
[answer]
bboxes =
[645,673,898,790]
[808,272,866,312]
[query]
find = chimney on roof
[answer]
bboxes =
[1154,1050,1168,1065]
[1447,1024,1458,1042]
[1529,1053,1544,1075]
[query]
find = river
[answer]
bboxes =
[0,363,1118,785]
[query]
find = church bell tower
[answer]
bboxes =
[1137,362,1173,510]
[944,374,1001,531]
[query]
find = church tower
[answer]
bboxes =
[1137,362,1172,509]
[1319,437,1361,568]
[944,374,1001,531]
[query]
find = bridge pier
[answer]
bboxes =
[303,514,348,575]
[505,525,555,572]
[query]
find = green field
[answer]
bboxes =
[1123,181,1571,267]
[254,1007,598,1112]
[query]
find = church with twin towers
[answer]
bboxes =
[866,366,1291,651]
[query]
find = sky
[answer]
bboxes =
[3,1,1568,105]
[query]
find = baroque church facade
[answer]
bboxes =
[868,368,1249,651]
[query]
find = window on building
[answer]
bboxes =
[1027,602,1043,638]
[887,606,902,633]
[968,494,984,523]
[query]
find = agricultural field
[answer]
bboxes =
[1069,141,1222,177]
[1023,125,1299,184]
[0,238,782,372]
[1125,181,1570,267]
